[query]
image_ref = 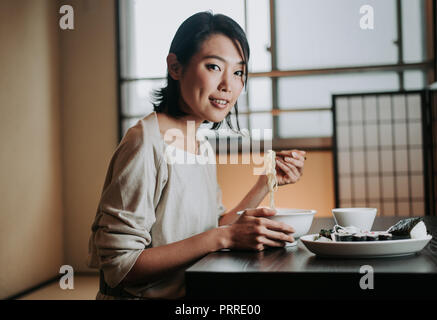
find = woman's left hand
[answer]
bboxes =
[274,150,306,186]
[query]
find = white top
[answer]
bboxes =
[87,111,226,299]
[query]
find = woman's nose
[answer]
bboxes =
[218,74,232,93]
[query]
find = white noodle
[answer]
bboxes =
[264,150,278,209]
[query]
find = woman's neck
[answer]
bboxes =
[156,112,202,154]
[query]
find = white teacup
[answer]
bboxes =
[332,208,377,231]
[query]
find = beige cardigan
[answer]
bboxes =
[87,112,226,299]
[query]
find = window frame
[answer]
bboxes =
[115,0,436,152]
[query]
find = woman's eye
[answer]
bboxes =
[235,70,244,77]
[206,64,220,71]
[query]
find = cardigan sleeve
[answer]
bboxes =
[89,128,166,288]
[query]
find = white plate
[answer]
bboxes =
[300,233,432,258]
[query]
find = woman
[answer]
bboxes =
[88,11,306,299]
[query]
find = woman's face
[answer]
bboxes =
[177,33,246,123]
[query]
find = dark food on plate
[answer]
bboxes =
[386,217,423,238]
[377,232,393,241]
[365,232,379,241]
[314,218,427,242]
[335,233,354,241]
[319,229,333,239]
[352,233,367,241]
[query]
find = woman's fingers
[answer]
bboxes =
[259,217,294,233]
[255,219,295,243]
[240,210,295,234]
[276,159,298,182]
[292,151,306,162]
[234,209,296,250]
[260,227,295,243]
[276,149,306,161]
[280,156,304,168]
[257,236,287,249]
[289,164,300,177]
[243,207,276,217]
[278,157,303,180]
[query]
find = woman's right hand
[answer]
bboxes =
[224,207,295,251]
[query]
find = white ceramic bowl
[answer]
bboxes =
[268,208,316,239]
[332,208,377,231]
[236,208,316,246]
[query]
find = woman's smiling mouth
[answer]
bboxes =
[209,97,229,109]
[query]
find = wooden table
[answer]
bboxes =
[185,217,437,299]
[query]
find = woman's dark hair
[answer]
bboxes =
[152,11,250,134]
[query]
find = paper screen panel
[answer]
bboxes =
[333,92,426,216]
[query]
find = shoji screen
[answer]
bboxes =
[333,91,427,217]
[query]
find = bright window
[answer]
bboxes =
[118,0,431,148]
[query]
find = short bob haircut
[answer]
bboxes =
[152,11,249,134]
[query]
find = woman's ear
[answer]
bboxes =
[167,53,182,80]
